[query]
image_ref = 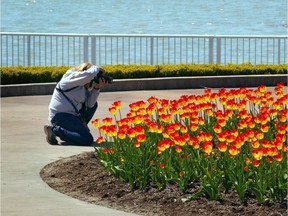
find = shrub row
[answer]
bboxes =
[0,63,287,85]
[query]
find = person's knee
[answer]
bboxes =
[93,101,98,110]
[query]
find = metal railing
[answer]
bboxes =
[1,32,287,66]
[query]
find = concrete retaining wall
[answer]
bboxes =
[1,74,287,97]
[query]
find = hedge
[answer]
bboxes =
[0,64,287,85]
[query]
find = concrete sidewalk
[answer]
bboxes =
[1,88,215,216]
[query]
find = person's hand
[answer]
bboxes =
[98,67,106,74]
[94,78,109,89]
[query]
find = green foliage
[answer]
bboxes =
[0,63,287,85]
[0,65,70,84]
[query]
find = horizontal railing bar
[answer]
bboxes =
[0,32,287,39]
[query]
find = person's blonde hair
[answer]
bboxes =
[71,63,93,72]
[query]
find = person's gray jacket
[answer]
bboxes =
[48,66,101,121]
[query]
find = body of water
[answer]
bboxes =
[1,0,287,35]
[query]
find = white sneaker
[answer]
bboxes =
[44,124,58,145]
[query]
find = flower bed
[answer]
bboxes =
[92,83,287,203]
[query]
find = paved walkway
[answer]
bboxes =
[1,89,210,216]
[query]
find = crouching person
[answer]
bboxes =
[44,63,109,146]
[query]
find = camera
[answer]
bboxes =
[93,70,113,84]
[88,70,113,91]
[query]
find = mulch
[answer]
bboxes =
[40,151,287,216]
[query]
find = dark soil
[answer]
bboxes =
[40,151,287,216]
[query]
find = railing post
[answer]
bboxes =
[209,37,214,64]
[150,37,154,65]
[216,38,221,64]
[27,35,31,66]
[278,38,281,64]
[91,36,96,65]
[83,36,89,63]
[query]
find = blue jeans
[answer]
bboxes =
[51,102,98,145]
